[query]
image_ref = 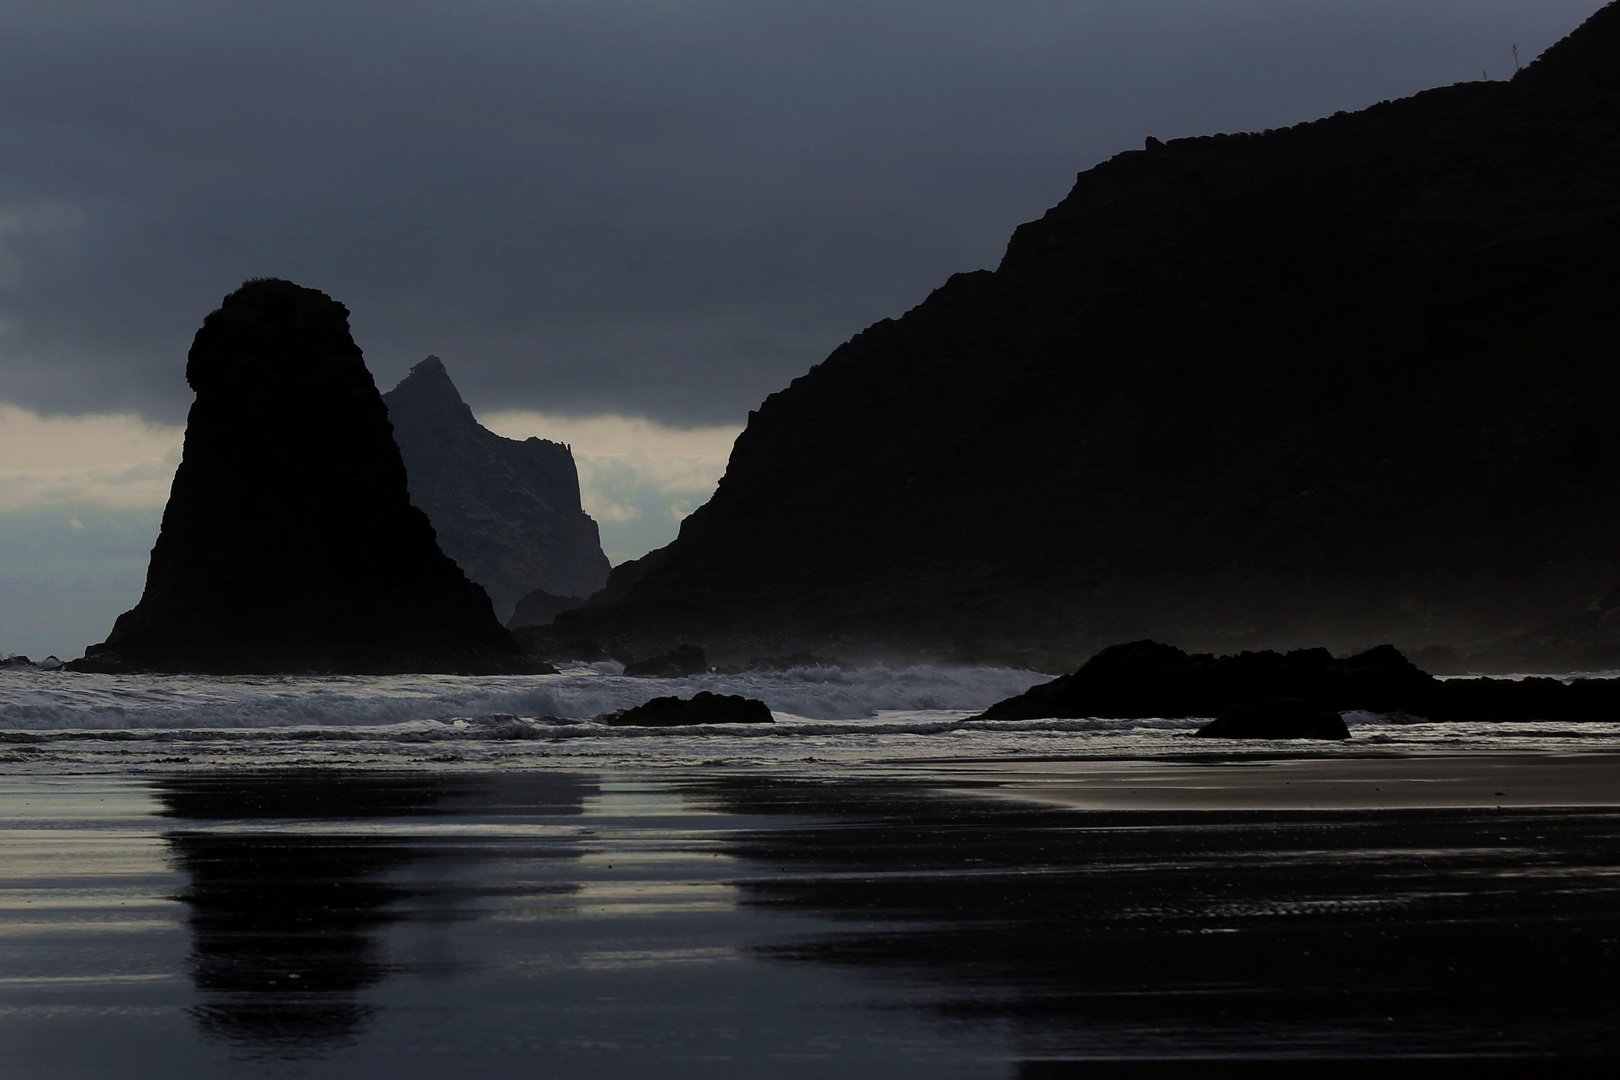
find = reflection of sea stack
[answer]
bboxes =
[383,356,610,622]
[76,279,523,673]
[157,773,594,1054]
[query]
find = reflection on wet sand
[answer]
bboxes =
[10,768,1618,1076]
[692,778,1620,1070]
[168,827,413,1052]
[155,773,594,1057]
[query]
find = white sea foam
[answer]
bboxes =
[0,663,1050,731]
[6,666,1620,775]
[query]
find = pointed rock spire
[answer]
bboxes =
[75,279,525,673]
[383,358,610,621]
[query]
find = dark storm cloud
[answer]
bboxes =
[0,0,1595,425]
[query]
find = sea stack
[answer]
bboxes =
[383,356,610,622]
[76,279,524,674]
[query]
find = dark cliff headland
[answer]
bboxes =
[383,356,610,623]
[529,3,1620,672]
[72,279,527,674]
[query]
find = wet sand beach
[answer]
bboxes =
[2,755,1618,1077]
[937,751,1620,810]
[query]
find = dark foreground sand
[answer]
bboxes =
[2,760,1618,1078]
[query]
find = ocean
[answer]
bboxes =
[4,664,1620,1076]
[7,663,1620,773]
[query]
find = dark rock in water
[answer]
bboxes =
[976,637,1620,723]
[603,691,773,727]
[71,279,526,675]
[1196,699,1351,740]
[544,4,1620,667]
[3,654,60,670]
[975,640,1431,720]
[506,588,586,630]
[1426,674,1620,722]
[383,357,610,622]
[622,645,708,678]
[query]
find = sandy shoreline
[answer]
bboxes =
[4,762,1620,1072]
[931,750,1620,811]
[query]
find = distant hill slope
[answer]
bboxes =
[384,357,610,621]
[546,3,1620,670]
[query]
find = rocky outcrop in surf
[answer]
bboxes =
[622,645,709,678]
[603,692,773,727]
[973,638,1620,725]
[73,279,525,674]
[383,356,610,622]
[1195,700,1351,740]
[537,3,1620,669]
[1,655,61,670]
[975,640,1430,721]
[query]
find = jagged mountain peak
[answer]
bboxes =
[382,359,611,620]
[386,354,480,432]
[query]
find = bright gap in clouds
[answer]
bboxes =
[0,404,183,512]
[0,405,182,658]
[480,411,742,565]
[0,404,737,656]
[0,402,739,557]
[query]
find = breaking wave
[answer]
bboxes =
[0,711,1210,745]
[8,666,1620,776]
[0,664,1051,732]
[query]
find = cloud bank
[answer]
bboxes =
[0,403,736,563]
[0,405,182,512]
[0,404,735,656]
[0,1,1595,427]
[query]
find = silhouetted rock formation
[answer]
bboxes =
[974,638,1620,722]
[1196,700,1351,740]
[603,691,772,726]
[506,588,586,630]
[976,640,1429,720]
[622,644,708,678]
[1420,585,1620,673]
[537,3,1620,669]
[72,279,525,674]
[382,357,610,622]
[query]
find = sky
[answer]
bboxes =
[0,0,1600,659]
